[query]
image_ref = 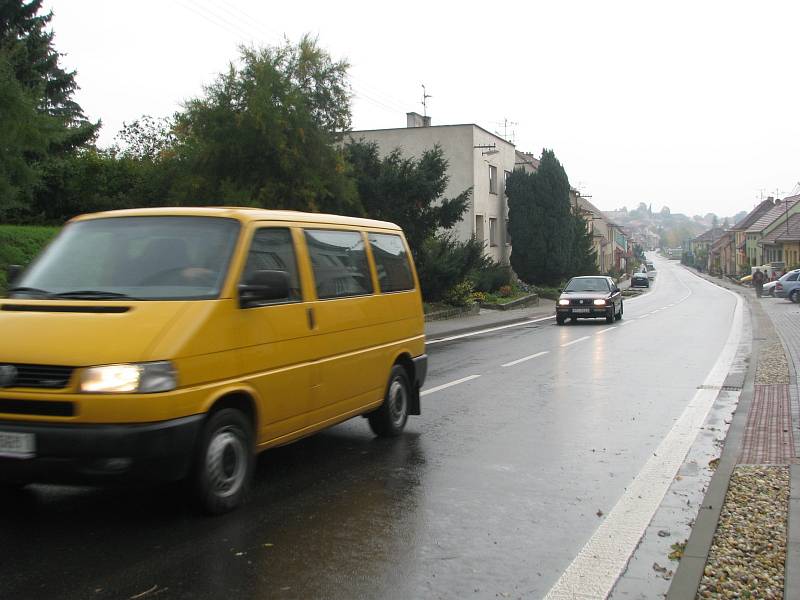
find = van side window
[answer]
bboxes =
[368,233,414,292]
[304,229,373,299]
[242,228,301,302]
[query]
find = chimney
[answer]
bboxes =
[406,112,431,128]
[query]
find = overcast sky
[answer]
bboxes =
[43,0,800,218]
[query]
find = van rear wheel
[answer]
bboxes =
[368,365,410,437]
[192,408,254,514]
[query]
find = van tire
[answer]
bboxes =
[368,365,410,437]
[192,408,254,515]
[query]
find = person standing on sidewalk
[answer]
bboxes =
[753,268,765,298]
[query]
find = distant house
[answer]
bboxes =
[756,194,800,266]
[348,113,538,266]
[728,198,775,274]
[745,196,800,267]
[691,227,726,271]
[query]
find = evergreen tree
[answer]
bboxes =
[507,149,574,285]
[0,0,98,218]
[345,140,470,256]
[570,210,598,274]
[0,0,99,152]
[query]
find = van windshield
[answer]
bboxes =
[11,216,241,300]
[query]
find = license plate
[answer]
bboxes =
[572,308,591,313]
[0,431,36,459]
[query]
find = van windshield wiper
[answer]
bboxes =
[7,286,52,297]
[51,290,137,300]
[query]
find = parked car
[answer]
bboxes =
[763,280,778,297]
[556,276,623,325]
[775,269,800,302]
[631,272,650,288]
[0,208,427,513]
[645,261,656,279]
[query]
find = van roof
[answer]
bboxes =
[69,207,402,231]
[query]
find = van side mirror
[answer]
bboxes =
[239,270,290,308]
[7,265,22,286]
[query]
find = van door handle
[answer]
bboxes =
[307,307,316,330]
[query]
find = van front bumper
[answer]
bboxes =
[0,414,203,484]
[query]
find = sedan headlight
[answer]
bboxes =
[593,299,607,306]
[81,361,177,394]
[558,299,570,306]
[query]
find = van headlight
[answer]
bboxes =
[81,361,177,393]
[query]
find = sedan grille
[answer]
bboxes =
[0,364,75,389]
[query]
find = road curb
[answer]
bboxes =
[666,268,764,599]
[424,311,554,341]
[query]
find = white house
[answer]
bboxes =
[348,113,538,265]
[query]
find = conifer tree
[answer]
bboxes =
[0,0,99,151]
[507,149,575,285]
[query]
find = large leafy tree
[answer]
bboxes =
[173,36,359,214]
[345,140,470,255]
[507,149,575,285]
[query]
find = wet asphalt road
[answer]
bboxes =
[0,258,738,600]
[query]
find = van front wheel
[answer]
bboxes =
[368,365,410,437]
[192,408,254,514]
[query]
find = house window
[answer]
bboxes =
[475,214,485,243]
[489,218,498,247]
[489,165,498,194]
[504,170,511,195]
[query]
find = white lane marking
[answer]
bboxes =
[426,314,554,345]
[561,336,590,348]
[620,321,633,326]
[544,279,743,600]
[420,375,480,396]
[595,327,616,335]
[638,314,649,319]
[501,351,549,367]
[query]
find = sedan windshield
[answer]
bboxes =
[12,216,241,300]
[564,278,610,293]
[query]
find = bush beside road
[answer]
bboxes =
[0,225,59,294]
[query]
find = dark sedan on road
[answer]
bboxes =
[556,276,623,325]
[631,272,650,288]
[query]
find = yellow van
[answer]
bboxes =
[0,208,427,512]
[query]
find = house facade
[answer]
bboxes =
[729,198,775,275]
[348,113,538,265]
[745,197,799,267]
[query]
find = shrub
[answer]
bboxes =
[471,291,487,304]
[498,285,512,297]
[471,262,512,293]
[415,234,488,302]
[0,225,60,294]
[442,280,474,307]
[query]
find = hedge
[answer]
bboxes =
[0,225,60,294]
